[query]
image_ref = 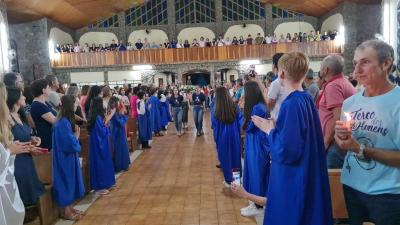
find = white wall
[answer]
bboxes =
[49,27,74,45]
[79,32,118,46]
[321,13,344,33]
[274,22,315,36]
[382,0,399,61]
[0,12,9,74]
[224,24,264,40]
[70,72,104,84]
[128,29,168,45]
[177,27,215,42]
[108,71,142,82]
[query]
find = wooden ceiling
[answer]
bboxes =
[5,0,381,29]
[261,0,381,17]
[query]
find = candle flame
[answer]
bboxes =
[344,112,352,121]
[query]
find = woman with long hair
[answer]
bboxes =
[109,97,130,172]
[181,91,190,129]
[137,92,152,149]
[0,82,30,225]
[169,89,184,136]
[212,86,243,187]
[148,88,163,136]
[52,95,85,220]
[87,96,116,195]
[7,87,45,215]
[84,85,101,116]
[240,81,271,217]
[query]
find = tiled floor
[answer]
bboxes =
[72,112,256,225]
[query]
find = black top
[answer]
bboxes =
[135,42,143,50]
[169,95,184,108]
[30,101,57,149]
[192,93,206,106]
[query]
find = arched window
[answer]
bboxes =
[125,0,168,26]
[175,0,216,24]
[222,0,265,21]
[0,12,9,74]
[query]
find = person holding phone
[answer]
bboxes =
[52,95,85,221]
[87,96,116,195]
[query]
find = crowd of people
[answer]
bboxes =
[1,38,400,225]
[55,29,339,53]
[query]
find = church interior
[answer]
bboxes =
[0,0,398,225]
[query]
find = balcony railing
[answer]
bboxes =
[51,41,342,68]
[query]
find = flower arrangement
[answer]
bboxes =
[179,85,196,93]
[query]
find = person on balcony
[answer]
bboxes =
[135,39,143,50]
[231,36,238,45]
[183,40,190,48]
[142,38,150,49]
[110,39,118,51]
[246,34,253,45]
[271,33,278,44]
[117,41,127,51]
[286,33,292,42]
[255,33,264,45]
[198,37,205,47]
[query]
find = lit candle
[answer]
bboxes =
[344,112,352,130]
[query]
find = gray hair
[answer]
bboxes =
[356,39,394,69]
[66,86,79,96]
[321,54,344,75]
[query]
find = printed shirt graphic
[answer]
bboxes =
[341,87,400,195]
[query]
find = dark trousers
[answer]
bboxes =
[343,185,400,225]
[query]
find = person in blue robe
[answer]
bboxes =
[109,97,131,173]
[52,95,85,220]
[159,94,169,130]
[241,81,271,217]
[87,97,116,195]
[250,52,333,225]
[212,87,243,185]
[137,92,152,149]
[148,89,163,136]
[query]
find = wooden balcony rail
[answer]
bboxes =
[51,41,342,68]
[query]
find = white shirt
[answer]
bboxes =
[268,79,291,119]
[217,39,225,47]
[225,40,232,46]
[265,36,272,44]
[198,41,205,47]
[137,99,145,115]
[0,143,25,225]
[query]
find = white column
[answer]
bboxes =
[382,0,399,60]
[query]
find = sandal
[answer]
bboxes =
[73,209,86,216]
[61,212,82,221]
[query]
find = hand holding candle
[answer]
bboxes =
[344,112,353,131]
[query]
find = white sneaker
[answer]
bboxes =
[222,181,231,188]
[240,204,263,217]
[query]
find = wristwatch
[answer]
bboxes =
[356,143,367,160]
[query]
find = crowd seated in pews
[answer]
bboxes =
[55,29,339,53]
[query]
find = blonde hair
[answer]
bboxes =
[0,82,13,147]
[278,52,309,82]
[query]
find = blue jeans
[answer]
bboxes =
[343,185,400,225]
[173,107,183,132]
[193,105,204,133]
[326,143,345,169]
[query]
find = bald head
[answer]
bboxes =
[321,54,344,77]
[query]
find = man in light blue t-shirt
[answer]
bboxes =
[335,40,400,225]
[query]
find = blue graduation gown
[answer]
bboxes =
[89,116,116,191]
[52,118,85,207]
[212,107,243,183]
[264,91,333,225]
[110,113,131,173]
[149,95,162,133]
[160,101,169,128]
[138,102,152,142]
[243,103,271,197]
